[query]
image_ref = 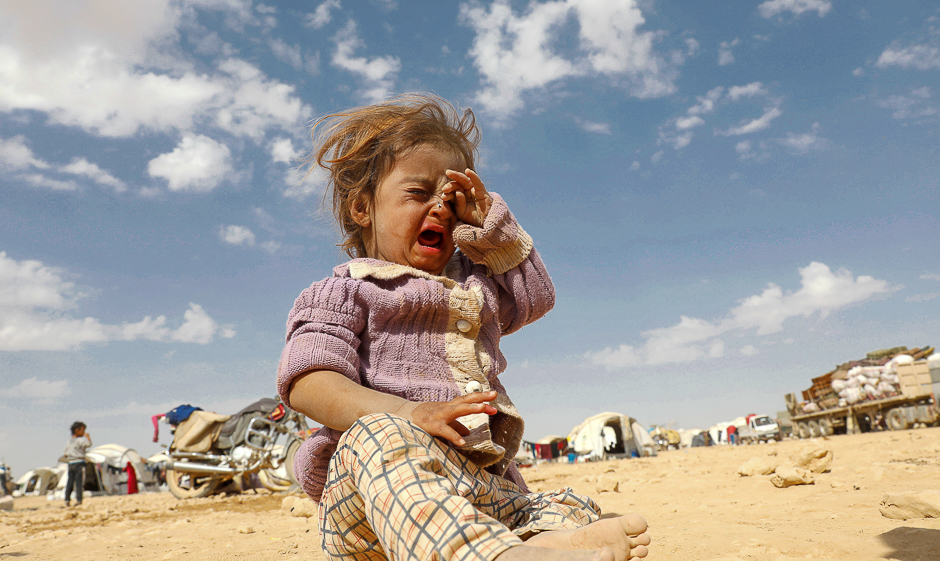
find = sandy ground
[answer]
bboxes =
[2,427,939,561]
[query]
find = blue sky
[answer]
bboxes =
[1,0,938,475]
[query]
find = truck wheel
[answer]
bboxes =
[817,418,832,436]
[807,421,820,438]
[886,409,909,431]
[797,422,810,439]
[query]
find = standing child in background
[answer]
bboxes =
[277,94,651,561]
[63,421,91,507]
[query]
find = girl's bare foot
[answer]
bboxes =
[522,513,650,560]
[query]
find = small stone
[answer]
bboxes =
[770,465,815,488]
[287,497,317,518]
[790,445,833,473]
[737,456,779,477]
[0,496,13,512]
[238,526,255,534]
[880,490,940,520]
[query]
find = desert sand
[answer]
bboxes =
[3,427,939,561]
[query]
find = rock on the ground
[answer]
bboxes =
[737,456,779,476]
[281,495,317,518]
[879,490,940,520]
[790,445,833,473]
[771,465,815,488]
[0,496,12,512]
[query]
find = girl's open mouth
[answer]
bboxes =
[418,229,443,249]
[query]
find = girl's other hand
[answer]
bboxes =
[443,169,491,228]
[398,391,498,446]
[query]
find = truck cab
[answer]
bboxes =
[747,414,781,442]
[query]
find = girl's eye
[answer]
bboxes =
[407,189,432,199]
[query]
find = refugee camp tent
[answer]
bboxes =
[52,444,160,499]
[13,467,62,497]
[566,412,657,460]
[679,429,705,448]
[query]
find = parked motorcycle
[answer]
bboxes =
[164,398,308,499]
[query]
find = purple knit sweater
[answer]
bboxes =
[277,194,555,502]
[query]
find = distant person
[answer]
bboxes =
[63,421,91,507]
[277,94,651,561]
[727,425,737,446]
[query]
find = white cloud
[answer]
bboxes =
[921,273,940,281]
[675,116,705,130]
[0,252,226,351]
[587,344,639,368]
[630,161,640,171]
[23,174,77,191]
[283,164,328,201]
[220,225,256,246]
[260,241,281,254]
[685,38,700,57]
[0,4,310,140]
[586,262,895,368]
[172,303,217,344]
[718,39,738,66]
[331,20,400,102]
[270,137,302,164]
[269,38,303,70]
[758,0,832,19]
[658,87,722,149]
[779,122,828,153]
[147,134,234,192]
[716,106,782,136]
[852,67,864,77]
[727,82,766,101]
[459,0,676,118]
[0,135,50,170]
[740,345,759,356]
[722,262,895,335]
[877,43,940,70]
[879,87,938,120]
[61,157,126,191]
[576,119,612,135]
[0,377,70,400]
[305,0,341,29]
[906,293,939,303]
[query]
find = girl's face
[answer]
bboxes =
[356,144,464,275]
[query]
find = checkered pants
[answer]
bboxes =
[319,414,600,561]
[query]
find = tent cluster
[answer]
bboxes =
[518,412,658,465]
[12,444,162,499]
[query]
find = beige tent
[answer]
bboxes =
[567,412,657,460]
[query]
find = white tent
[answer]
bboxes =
[13,467,63,497]
[566,412,657,460]
[52,444,160,499]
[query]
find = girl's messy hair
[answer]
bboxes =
[70,421,85,435]
[308,93,480,258]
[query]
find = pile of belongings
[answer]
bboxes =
[831,354,911,406]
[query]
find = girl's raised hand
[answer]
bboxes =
[398,391,498,446]
[442,169,491,228]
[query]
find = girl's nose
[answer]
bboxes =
[429,194,453,217]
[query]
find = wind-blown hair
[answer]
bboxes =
[309,93,480,258]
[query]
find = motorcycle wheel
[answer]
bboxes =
[166,468,221,499]
[284,439,301,485]
[258,469,292,492]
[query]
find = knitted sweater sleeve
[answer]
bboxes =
[453,193,555,335]
[276,276,366,409]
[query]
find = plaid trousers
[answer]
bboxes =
[319,414,600,561]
